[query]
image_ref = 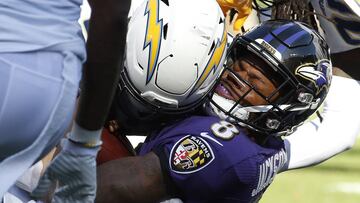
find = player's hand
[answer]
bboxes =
[225,10,240,36]
[31,138,100,203]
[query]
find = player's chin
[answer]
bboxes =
[96,127,135,166]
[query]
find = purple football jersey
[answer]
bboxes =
[139,116,288,203]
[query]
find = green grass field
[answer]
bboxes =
[261,137,360,203]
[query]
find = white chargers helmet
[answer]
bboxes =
[111,0,227,133]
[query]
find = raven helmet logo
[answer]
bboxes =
[295,59,332,93]
[170,135,214,174]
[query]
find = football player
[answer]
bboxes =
[0,0,131,203]
[270,0,360,166]
[309,0,360,80]
[95,0,360,201]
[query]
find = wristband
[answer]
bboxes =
[63,139,100,156]
[68,122,102,147]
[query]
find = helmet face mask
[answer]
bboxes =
[206,20,332,136]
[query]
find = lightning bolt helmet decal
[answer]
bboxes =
[143,0,163,84]
[188,25,227,97]
[121,0,229,116]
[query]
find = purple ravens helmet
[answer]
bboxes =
[207,20,332,136]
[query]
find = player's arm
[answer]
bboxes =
[96,152,169,203]
[280,75,360,172]
[96,121,225,203]
[32,0,132,201]
[77,0,130,130]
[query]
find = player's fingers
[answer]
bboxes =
[225,9,231,17]
[232,12,239,25]
[225,11,235,34]
[225,10,232,24]
[31,172,54,199]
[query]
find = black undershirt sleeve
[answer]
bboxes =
[76,0,131,130]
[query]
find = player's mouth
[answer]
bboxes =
[215,83,233,100]
[215,72,247,101]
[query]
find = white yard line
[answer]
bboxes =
[330,182,360,195]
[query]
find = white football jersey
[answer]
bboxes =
[311,0,360,53]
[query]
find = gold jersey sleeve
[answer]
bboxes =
[216,0,253,31]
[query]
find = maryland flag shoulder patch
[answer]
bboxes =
[169,135,215,174]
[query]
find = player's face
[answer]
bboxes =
[214,53,279,106]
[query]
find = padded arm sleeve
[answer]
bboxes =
[281,76,360,171]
